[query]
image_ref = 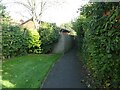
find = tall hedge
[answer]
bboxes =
[38,23,60,54]
[24,29,41,54]
[1,4,41,59]
[73,2,120,88]
[2,24,41,59]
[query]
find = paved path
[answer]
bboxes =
[42,46,87,88]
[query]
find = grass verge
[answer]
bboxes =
[2,54,61,88]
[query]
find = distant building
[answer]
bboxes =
[20,18,47,30]
[20,18,36,30]
[60,29,70,35]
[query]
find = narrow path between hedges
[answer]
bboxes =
[41,44,87,88]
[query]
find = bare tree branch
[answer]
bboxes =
[27,0,32,7]
[11,0,65,29]
[14,1,32,11]
[16,11,30,19]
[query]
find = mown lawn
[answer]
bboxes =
[2,54,61,88]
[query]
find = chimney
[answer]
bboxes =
[20,19,24,24]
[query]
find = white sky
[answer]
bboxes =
[2,0,89,25]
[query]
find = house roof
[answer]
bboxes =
[20,18,33,25]
[20,18,46,25]
[60,29,70,33]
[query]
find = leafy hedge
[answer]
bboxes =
[24,29,41,54]
[2,24,41,59]
[73,2,120,88]
[38,23,60,54]
[1,3,59,58]
[72,15,86,54]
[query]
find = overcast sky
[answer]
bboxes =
[1,0,89,25]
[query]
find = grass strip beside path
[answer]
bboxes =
[2,54,61,88]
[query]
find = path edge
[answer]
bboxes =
[40,53,64,89]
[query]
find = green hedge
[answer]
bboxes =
[73,2,120,88]
[24,29,41,54]
[38,23,60,53]
[1,4,41,59]
[2,24,41,59]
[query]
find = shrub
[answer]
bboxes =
[25,29,41,54]
[38,23,60,53]
[73,2,120,88]
[2,24,41,59]
[1,4,41,59]
[2,24,27,59]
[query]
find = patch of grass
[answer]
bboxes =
[2,54,61,88]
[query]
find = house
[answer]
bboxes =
[20,18,36,30]
[20,18,49,30]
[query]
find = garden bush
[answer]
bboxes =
[2,24,26,58]
[25,29,41,54]
[1,3,41,59]
[73,2,120,88]
[38,23,60,53]
[2,24,41,59]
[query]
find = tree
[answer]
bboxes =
[0,1,5,18]
[13,0,65,29]
[0,1,11,24]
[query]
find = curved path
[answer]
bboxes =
[42,46,87,88]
